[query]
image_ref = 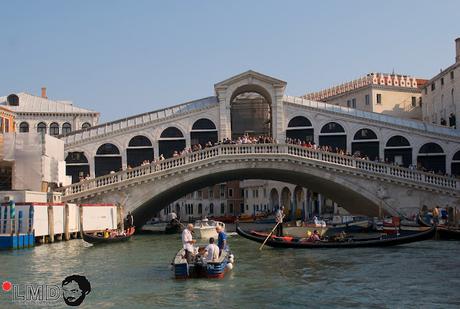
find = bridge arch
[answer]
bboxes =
[190,118,218,147]
[384,135,412,167]
[158,126,186,158]
[229,83,273,139]
[286,116,314,142]
[126,135,154,168]
[129,158,397,226]
[319,121,347,151]
[352,128,380,160]
[95,143,122,177]
[417,142,446,173]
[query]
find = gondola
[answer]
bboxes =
[165,219,183,234]
[437,226,460,240]
[236,224,435,248]
[82,227,135,244]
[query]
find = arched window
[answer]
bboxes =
[191,118,218,146]
[320,122,345,134]
[127,135,154,167]
[352,128,379,160]
[49,122,60,136]
[288,116,312,128]
[452,150,460,176]
[319,122,347,151]
[62,122,72,135]
[286,116,313,142]
[159,127,186,158]
[386,135,410,147]
[95,143,122,177]
[81,122,91,130]
[384,136,412,167]
[65,152,90,183]
[37,122,47,134]
[160,127,184,138]
[353,128,377,140]
[419,143,443,154]
[19,122,29,133]
[96,143,120,155]
[192,118,217,130]
[417,143,445,173]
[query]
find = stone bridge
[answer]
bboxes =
[57,144,460,226]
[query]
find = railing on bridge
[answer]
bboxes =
[284,96,460,138]
[57,144,459,198]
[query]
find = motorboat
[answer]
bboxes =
[193,218,225,239]
[141,219,168,233]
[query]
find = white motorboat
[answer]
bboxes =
[193,218,225,239]
[141,219,168,233]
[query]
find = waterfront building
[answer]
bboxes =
[161,181,243,221]
[421,38,460,130]
[303,73,427,121]
[0,88,99,136]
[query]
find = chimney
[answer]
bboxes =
[41,87,47,99]
[456,38,460,63]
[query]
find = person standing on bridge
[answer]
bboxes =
[182,223,196,263]
[275,206,285,237]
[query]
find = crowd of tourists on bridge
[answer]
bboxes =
[76,134,455,184]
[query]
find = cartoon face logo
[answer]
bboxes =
[62,275,91,306]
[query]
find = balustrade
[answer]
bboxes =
[57,143,459,198]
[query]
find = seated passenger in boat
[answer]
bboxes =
[308,230,321,242]
[103,229,110,238]
[205,237,219,262]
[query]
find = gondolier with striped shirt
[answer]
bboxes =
[275,206,285,237]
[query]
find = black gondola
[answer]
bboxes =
[436,226,460,240]
[236,225,435,248]
[82,227,135,244]
[165,219,183,234]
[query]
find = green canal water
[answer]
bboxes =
[1,229,460,308]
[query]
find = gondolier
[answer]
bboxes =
[126,212,134,228]
[275,206,285,236]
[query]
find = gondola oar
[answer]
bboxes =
[259,222,281,251]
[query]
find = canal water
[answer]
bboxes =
[1,228,460,308]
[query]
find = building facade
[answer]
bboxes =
[0,88,99,136]
[421,38,460,129]
[303,73,426,120]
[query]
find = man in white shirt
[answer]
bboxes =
[275,206,285,236]
[205,237,219,262]
[182,223,196,263]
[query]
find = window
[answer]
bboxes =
[81,122,91,129]
[441,78,444,86]
[451,71,455,79]
[37,122,47,134]
[365,94,370,105]
[229,203,234,214]
[228,188,233,198]
[220,184,226,198]
[411,96,417,107]
[208,188,214,199]
[62,122,71,135]
[209,203,214,214]
[419,97,423,107]
[220,203,225,214]
[347,100,351,107]
[263,188,267,198]
[352,98,356,108]
[431,83,436,91]
[19,122,29,133]
[49,122,59,136]
[424,88,428,95]
[4,119,9,132]
[245,190,248,198]
[198,203,202,214]
[376,94,382,104]
[197,190,202,199]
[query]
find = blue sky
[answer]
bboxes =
[1,0,459,122]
